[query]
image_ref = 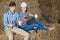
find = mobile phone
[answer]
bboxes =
[24,17,28,19]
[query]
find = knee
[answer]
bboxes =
[27,33,29,36]
[9,36,13,40]
[9,37,13,39]
[25,33,29,37]
[26,33,29,37]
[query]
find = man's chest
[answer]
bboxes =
[8,14,17,21]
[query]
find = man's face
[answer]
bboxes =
[21,7,26,12]
[9,6,16,12]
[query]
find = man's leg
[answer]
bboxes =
[21,23,35,31]
[13,27,29,40]
[27,18,35,25]
[27,18,48,30]
[5,28,13,40]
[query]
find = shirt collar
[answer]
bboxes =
[8,10,16,15]
[20,11,27,14]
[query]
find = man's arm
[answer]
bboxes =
[29,13,34,17]
[3,13,9,27]
[16,14,19,26]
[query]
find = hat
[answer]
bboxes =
[20,2,27,7]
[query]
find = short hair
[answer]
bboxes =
[9,2,16,7]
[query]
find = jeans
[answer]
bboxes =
[21,18,48,31]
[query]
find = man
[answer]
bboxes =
[3,2,29,40]
[18,2,55,32]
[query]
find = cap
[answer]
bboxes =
[20,2,27,7]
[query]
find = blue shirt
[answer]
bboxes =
[3,11,19,29]
[18,11,29,20]
[18,11,29,25]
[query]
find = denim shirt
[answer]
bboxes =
[3,11,19,29]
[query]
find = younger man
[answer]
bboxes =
[3,2,29,40]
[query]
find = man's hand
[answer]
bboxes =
[23,19,28,22]
[18,21,22,26]
[49,24,55,31]
[8,23,14,27]
[29,14,34,17]
[35,14,38,19]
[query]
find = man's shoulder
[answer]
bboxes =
[18,11,22,15]
[15,11,18,13]
[18,11,29,14]
[4,11,9,15]
[15,11,18,15]
[18,11,21,14]
[26,11,29,13]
